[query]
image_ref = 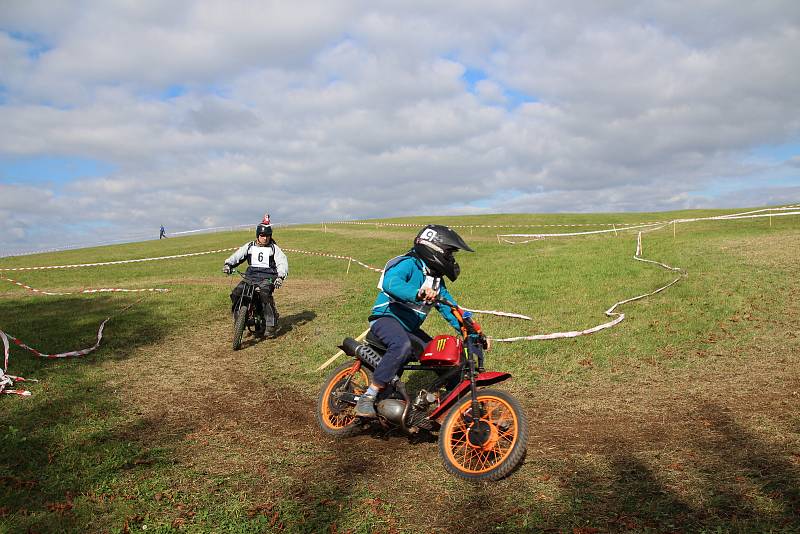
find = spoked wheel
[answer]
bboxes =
[316,361,372,437]
[438,389,528,481]
[232,304,248,350]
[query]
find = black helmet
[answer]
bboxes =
[412,224,473,281]
[255,223,272,239]
[256,213,272,239]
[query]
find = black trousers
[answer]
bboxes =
[230,280,279,327]
[369,316,431,386]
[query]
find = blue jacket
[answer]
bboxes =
[370,255,461,333]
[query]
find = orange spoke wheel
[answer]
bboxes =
[316,361,372,437]
[438,389,528,481]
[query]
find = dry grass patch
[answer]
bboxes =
[716,232,800,269]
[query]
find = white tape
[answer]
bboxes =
[499,222,664,243]
[498,207,800,242]
[492,231,686,342]
[462,308,532,320]
[321,220,669,229]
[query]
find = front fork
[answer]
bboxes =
[467,338,486,421]
[467,358,483,422]
[342,360,363,390]
[236,283,255,318]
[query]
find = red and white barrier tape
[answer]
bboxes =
[282,248,384,273]
[492,231,685,342]
[1,319,108,396]
[0,248,236,272]
[1,330,34,396]
[1,291,151,397]
[2,277,169,295]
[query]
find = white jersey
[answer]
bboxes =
[225,240,289,278]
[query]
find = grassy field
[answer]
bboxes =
[1,209,798,533]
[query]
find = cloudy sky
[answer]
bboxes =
[1,1,799,254]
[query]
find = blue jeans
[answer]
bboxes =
[370,317,431,386]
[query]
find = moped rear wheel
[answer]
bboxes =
[232,303,248,350]
[316,361,372,437]
[438,389,527,481]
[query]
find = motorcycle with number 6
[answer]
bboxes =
[230,269,276,350]
[315,298,528,481]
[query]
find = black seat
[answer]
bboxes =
[365,331,426,358]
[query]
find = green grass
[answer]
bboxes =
[1,208,798,533]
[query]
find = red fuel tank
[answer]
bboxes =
[419,335,463,366]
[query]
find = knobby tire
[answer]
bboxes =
[438,389,528,481]
[232,303,247,351]
[316,361,372,438]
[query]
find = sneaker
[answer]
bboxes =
[354,393,377,418]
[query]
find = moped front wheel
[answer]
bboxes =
[438,389,528,481]
[316,361,372,438]
[232,303,248,350]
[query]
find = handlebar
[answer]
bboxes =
[230,269,274,285]
[434,296,489,353]
[434,297,477,330]
[433,296,457,309]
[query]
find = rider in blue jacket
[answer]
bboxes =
[355,224,475,418]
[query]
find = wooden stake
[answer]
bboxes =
[346,257,352,274]
[316,328,370,371]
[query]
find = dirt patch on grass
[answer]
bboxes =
[104,274,395,475]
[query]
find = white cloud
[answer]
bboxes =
[1,1,799,253]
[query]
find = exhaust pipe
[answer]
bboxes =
[339,338,383,370]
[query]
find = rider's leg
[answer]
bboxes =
[258,284,278,336]
[355,317,412,418]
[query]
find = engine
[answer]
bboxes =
[376,399,406,424]
[376,389,438,429]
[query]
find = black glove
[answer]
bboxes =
[222,264,232,275]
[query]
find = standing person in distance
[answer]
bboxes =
[222,214,288,337]
[355,224,488,418]
[159,225,167,239]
